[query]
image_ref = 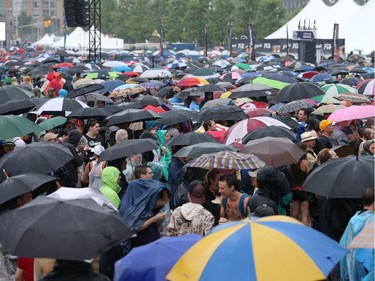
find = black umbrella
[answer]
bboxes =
[0,172,57,206]
[177,87,202,100]
[158,110,196,126]
[339,77,361,87]
[260,72,299,84]
[132,96,166,107]
[0,86,33,104]
[230,84,277,99]
[100,139,158,161]
[0,142,74,182]
[166,132,220,146]
[67,107,111,120]
[66,84,104,98]
[196,84,225,93]
[270,115,300,129]
[242,126,295,143]
[0,99,35,115]
[156,86,174,98]
[194,105,247,122]
[0,196,133,260]
[27,65,53,78]
[275,82,325,102]
[303,156,374,198]
[101,108,161,126]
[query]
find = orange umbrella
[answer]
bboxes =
[176,77,209,87]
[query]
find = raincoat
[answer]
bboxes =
[99,167,121,209]
[156,130,171,180]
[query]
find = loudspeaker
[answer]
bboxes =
[64,0,89,27]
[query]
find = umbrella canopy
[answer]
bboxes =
[275,82,325,102]
[109,85,147,98]
[311,105,345,116]
[166,132,220,146]
[176,77,209,87]
[133,96,166,107]
[0,115,44,139]
[327,105,375,122]
[167,216,347,281]
[251,77,290,90]
[158,110,196,126]
[0,86,33,104]
[339,77,361,87]
[270,115,300,129]
[276,100,313,115]
[194,105,247,122]
[201,98,235,109]
[99,79,125,93]
[86,70,118,80]
[33,98,89,116]
[241,137,304,167]
[321,84,358,96]
[310,73,334,83]
[230,84,277,99]
[303,155,374,198]
[38,116,67,131]
[173,142,237,158]
[0,99,35,115]
[242,126,295,143]
[48,187,117,211]
[187,150,265,170]
[140,69,172,79]
[220,72,241,83]
[67,84,104,98]
[114,235,202,281]
[348,221,374,249]
[72,78,93,87]
[67,107,110,120]
[197,84,226,93]
[222,117,291,145]
[333,93,371,104]
[0,142,74,181]
[356,79,375,96]
[100,139,158,161]
[0,173,57,206]
[0,196,133,260]
[102,108,161,126]
[247,108,274,118]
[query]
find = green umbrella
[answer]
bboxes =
[252,77,290,90]
[233,63,253,71]
[0,115,44,139]
[321,84,357,95]
[173,142,237,158]
[38,116,67,131]
[311,93,341,104]
[86,71,119,80]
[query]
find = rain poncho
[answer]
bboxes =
[156,130,171,180]
[100,167,121,209]
[339,209,374,281]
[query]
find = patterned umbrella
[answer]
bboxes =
[167,216,347,281]
[109,85,146,98]
[276,100,313,115]
[333,93,371,104]
[176,77,209,87]
[311,105,345,116]
[186,150,265,170]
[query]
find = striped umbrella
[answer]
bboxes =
[176,77,209,87]
[356,79,375,96]
[186,150,265,170]
[321,84,358,96]
[167,216,347,281]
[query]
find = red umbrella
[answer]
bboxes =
[251,101,268,108]
[247,108,274,117]
[142,105,166,114]
[206,130,226,142]
[176,77,209,87]
[299,71,319,79]
[123,72,140,77]
[53,62,74,69]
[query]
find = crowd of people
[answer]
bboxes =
[0,49,373,281]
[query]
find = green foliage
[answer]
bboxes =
[103,0,288,45]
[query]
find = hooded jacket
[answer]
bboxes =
[100,167,121,209]
[156,130,171,180]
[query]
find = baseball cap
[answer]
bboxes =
[319,120,335,131]
[187,181,206,204]
[91,145,105,156]
[44,133,58,142]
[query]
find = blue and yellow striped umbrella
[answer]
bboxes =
[166,216,347,281]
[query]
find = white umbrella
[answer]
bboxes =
[32,98,89,116]
[140,69,172,79]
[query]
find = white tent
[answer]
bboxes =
[266,0,374,53]
[33,34,53,46]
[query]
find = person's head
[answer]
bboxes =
[297,108,310,122]
[256,166,285,201]
[23,75,32,84]
[58,89,68,98]
[58,128,70,142]
[218,173,240,198]
[203,169,222,195]
[85,119,100,136]
[363,128,375,141]
[319,120,335,134]
[204,92,213,101]
[91,144,105,158]
[2,139,15,153]
[134,165,153,180]
[97,100,105,107]
[362,140,375,155]
[101,166,121,191]
[249,169,259,188]
[15,192,33,208]
[156,130,170,145]
[361,188,374,210]
[301,131,317,149]
[65,129,82,147]
[43,132,58,142]
[202,120,217,132]
[115,129,128,143]
[187,180,206,204]
[317,148,338,164]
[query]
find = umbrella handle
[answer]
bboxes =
[3,169,9,179]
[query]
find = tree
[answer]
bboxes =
[253,0,286,39]
[18,11,33,41]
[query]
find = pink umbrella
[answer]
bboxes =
[327,105,375,122]
[247,108,274,117]
[222,117,291,145]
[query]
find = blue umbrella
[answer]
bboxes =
[112,66,132,72]
[311,73,334,83]
[114,234,202,281]
[100,79,125,93]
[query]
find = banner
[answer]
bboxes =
[332,23,340,60]
[247,24,255,62]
